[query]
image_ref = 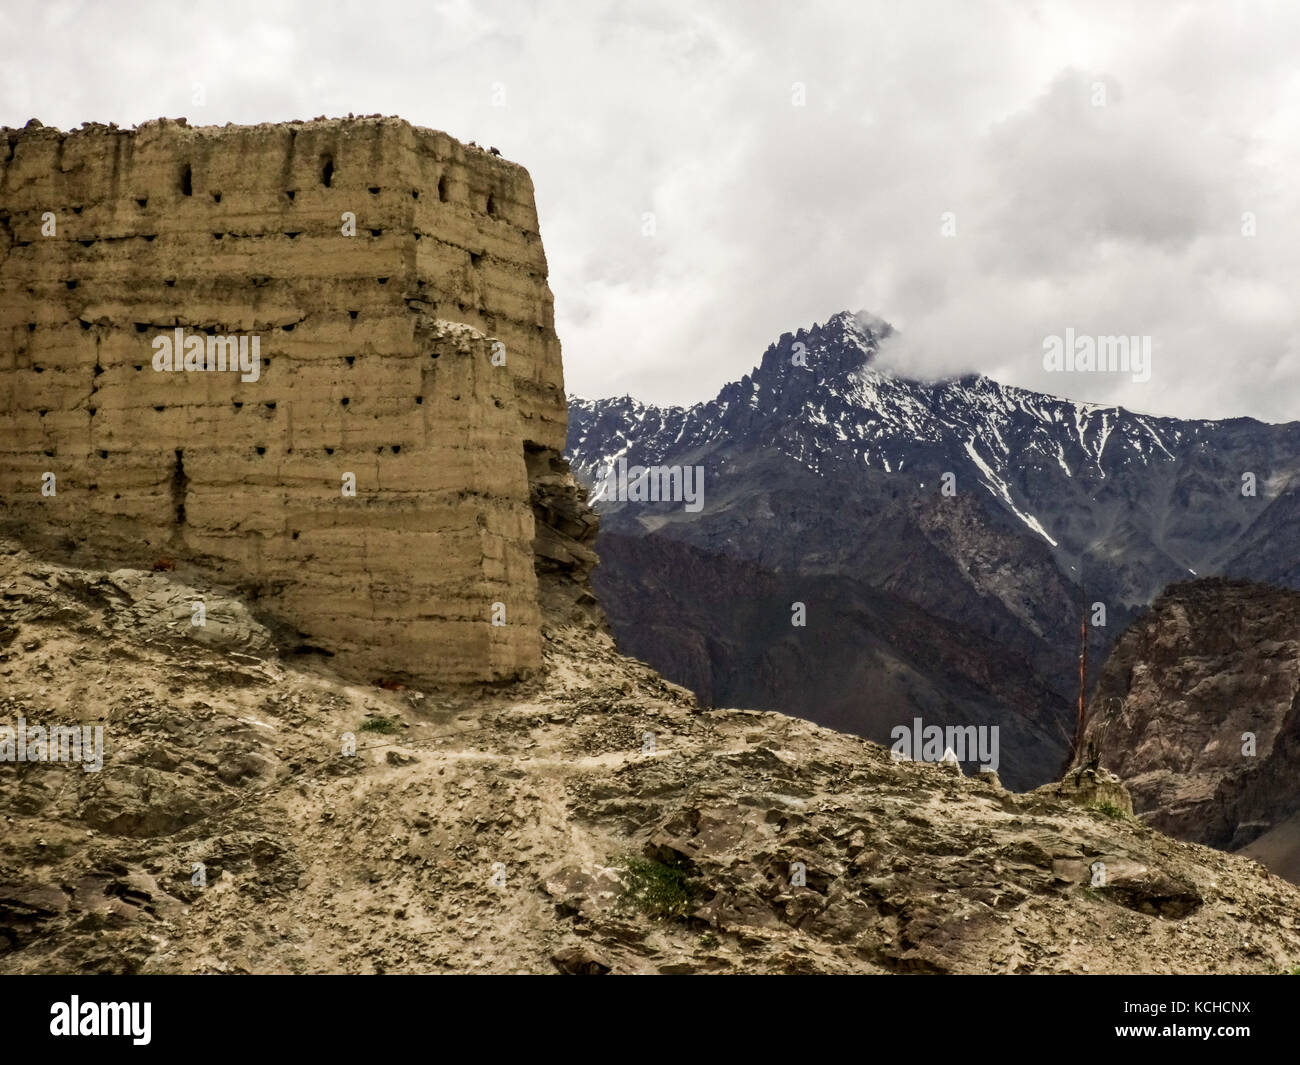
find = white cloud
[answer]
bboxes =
[4,0,1298,420]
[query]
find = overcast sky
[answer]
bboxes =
[4,1,1299,422]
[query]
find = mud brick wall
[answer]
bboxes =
[0,116,569,683]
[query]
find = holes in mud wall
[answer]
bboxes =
[340,397,350,407]
[368,186,380,195]
[325,447,334,455]
[255,446,267,456]
[415,395,423,404]
[285,190,296,202]
[72,205,83,215]
[286,232,301,240]
[348,310,358,320]
[369,229,381,237]
[390,445,401,454]
[321,156,334,187]
[136,197,147,208]
[376,277,389,285]
[470,252,482,268]
[233,401,243,410]
[134,322,148,332]
[213,233,224,240]
[65,280,77,290]
[411,189,419,199]
[26,322,35,332]
[143,234,157,242]
[212,192,222,203]
[172,449,188,525]
[264,401,277,411]
[438,175,448,202]
[344,356,355,366]
[180,165,192,197]
[485,193,497,217]
[164,279,176,287]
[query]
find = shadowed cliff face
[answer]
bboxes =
[1077,578,1300,867]
[592,531,1066,792]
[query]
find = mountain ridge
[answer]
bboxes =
[567,310,1300,787]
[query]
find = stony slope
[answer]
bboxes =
[3,541,1299,975]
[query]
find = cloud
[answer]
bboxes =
[3,0,1298,421]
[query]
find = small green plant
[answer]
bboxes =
[1282,964,1300,975]
[359,716,400,734]
[1091,799,1129,820]
[698,931,720,949]
[615,854,697,920]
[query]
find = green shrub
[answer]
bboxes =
[359,716,401,734]
[1091,799,1129,820]
[615,854,697,919]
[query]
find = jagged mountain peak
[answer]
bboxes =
[755,308,895,384]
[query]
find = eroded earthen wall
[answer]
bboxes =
[0,116,568,683]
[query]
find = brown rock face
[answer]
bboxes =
[1076,578,1300,853]
[0,116,578,684]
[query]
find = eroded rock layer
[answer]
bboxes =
[1077,578,1300,855]
[0,116,571,683]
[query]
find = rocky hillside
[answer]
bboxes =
[1076,577,1300,874]
[4,540,1300,974]
[567,310,1300,785]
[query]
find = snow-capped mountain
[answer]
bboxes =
[570,310,1300,605]
[565,310,1300,787]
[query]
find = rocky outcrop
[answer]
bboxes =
[0,116,572,685]
[526,445,603,629]
[1075,578,1300,860]
[3,541,1300,974]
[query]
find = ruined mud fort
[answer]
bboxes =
[0,116,595,684]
